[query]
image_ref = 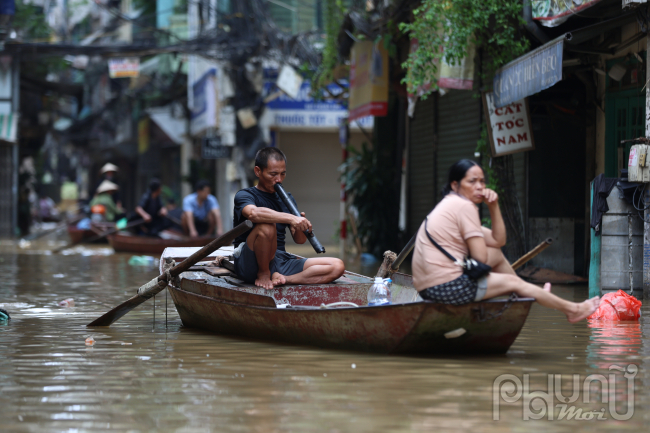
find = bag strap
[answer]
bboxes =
[423,216,459,263]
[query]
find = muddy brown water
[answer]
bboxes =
[1,239,649,432]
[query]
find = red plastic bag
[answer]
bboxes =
[588,290,642,321]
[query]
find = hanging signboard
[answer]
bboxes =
[108,58,140,78]
[262,71,373,130]
[190,68,218,136]
[483,92,535,156]
[534,0,602,27]
[492,37,563,108]
[623,0,647,9]
[348,41,389,121]
[202,136,232,159]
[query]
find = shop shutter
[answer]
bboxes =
[279,131,367,243]
[0,144,13,237]
[512,150,528,233]
[436,90,481,203]
[408,96,435,235]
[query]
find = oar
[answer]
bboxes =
[391,234,416,271]
[380,234,551,276]
[163,213,182,226]
[375,235,416,278]
[511,238,553,270]
[23,213,85,241]
[52,219,146,253]
[87,220,253,327]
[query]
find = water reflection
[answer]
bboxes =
[0,242,649,431]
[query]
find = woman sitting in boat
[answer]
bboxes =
[412,159,600,323]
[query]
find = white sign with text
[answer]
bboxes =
[483,92,535,156]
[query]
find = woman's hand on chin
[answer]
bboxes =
[481,188,499,206]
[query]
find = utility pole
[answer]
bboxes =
[643,30,650,300]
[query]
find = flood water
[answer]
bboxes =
[1,237,649,432]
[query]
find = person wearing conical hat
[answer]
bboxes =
[89,180,123,222]
[93,163,122,209]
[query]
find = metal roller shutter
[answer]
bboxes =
[436,90,481,203]
[408,96,435,235]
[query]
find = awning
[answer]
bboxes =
[147,106,187,145]
[493,11,638,107]
[0,113,18,144]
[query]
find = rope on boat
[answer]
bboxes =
[137,277,164,299]
[319,302,359,309]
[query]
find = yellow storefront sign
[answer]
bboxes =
[349,41,389,121]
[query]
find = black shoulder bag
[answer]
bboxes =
[423,216,492,280]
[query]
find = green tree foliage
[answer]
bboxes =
[399,0,530,98]
[312,0,346,93]
[342,140,400,258]
[13,2,51,41]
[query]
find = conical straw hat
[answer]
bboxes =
[96,180,119,194]
[100,163,119,174]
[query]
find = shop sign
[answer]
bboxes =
[138,118,149,154]
[108,58,139,78]
[348,41,389,121]
[0,113,17,143]
[263,76,373,130]
[483,92,534,156]
[492,37,563,108]
[534,0,602,27]
[623,0,647,9]
[190,68,218,136]
[202,136,232,159]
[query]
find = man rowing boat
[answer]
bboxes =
[232,147,345,289]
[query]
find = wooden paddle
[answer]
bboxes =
[23,213,85,241]
[511,238,553,270]
[52,219,146,253]
[87,220,253,327]
[377,235,553,277]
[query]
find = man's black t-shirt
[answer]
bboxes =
[138,192,163,220]
[233,186,298,251]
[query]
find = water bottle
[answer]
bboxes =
[367,277,391,306]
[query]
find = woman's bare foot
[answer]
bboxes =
[543,283,551,292]
[566,296,600,323]
[271,272,286,286]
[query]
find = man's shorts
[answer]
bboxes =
[418,274,488,305]
[194,217,210,235]
[234,242,307,284]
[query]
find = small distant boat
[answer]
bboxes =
[67,223,114,244]
[108,231,213,254]
[160,247,534,355]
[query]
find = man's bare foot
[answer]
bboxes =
[255,272,274,290]
[543,283,551,292]
[271,272,286,286]
[567,296,600,323]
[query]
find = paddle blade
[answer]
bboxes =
[87,294,149,326]
[87,220,253,327]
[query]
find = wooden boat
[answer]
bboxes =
[108,231,214,254]
[67,222,114,244]
[160,247,534,355]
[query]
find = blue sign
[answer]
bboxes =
[493,37,563,108]
[262,70,373,129]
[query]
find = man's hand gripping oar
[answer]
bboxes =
[87,220,253,327]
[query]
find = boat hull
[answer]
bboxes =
[67,225,111,244]
[168,279,533,355]
[108,233,213,254]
